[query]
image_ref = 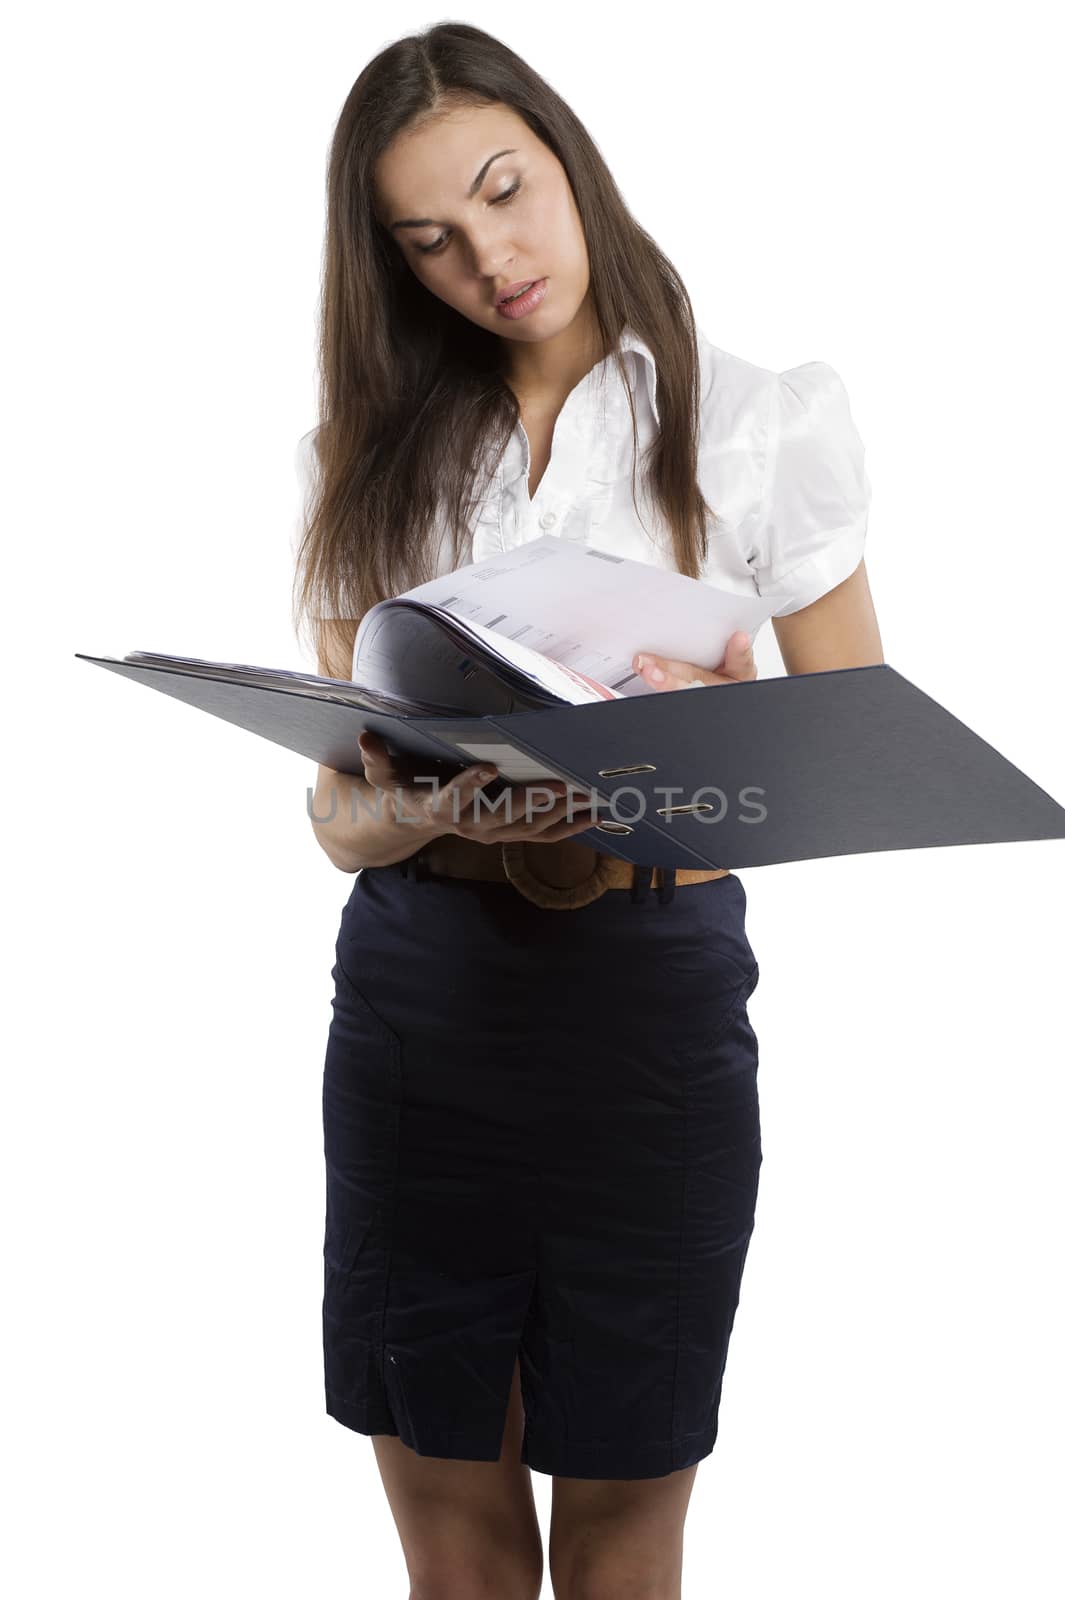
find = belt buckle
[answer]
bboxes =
[500,842,615,910]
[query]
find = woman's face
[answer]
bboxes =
[374,101,592,351]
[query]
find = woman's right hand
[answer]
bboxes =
[357,729,598,845]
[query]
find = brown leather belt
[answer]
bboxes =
[410,833,730,911]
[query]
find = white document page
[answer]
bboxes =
[440,611,622,703]
[397,535,776,696]
[352,600,618,707]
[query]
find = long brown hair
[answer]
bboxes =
[291,21,720,669]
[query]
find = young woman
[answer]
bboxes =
[293,22,883,1600]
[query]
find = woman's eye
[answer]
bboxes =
[415,179,522,256]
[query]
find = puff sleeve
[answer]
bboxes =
[747,362,871,617]
[294,427,321,528]
[293,426,336,621]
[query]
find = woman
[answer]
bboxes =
[293,22,883,1600]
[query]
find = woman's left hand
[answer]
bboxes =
[632,630,758,691]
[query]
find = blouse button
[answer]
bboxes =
[539,511,557,529]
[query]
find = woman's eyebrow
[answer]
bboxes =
[389,149,518,231]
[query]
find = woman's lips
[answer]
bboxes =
[495,278,548,319]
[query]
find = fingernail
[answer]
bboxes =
[649,665,666,683]
[634,654,645,671]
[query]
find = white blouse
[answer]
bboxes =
[295,324,871,627]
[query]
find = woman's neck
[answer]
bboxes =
[502,301,609,411]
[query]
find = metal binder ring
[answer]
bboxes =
[500,842,615,910]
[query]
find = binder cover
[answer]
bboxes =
[75,652,1065,871]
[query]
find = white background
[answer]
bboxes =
[9,1,1063,1595]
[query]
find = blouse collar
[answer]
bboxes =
[616,325,660,426]
[489,323,662,496]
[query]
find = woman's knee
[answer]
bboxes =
[548,1465,697,1600]
[408,1546,543,1600]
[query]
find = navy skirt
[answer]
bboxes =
[321,858,762,1480]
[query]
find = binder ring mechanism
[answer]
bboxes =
[499,762,719,909]
[593,763,721,820]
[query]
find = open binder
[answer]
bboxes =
[75,638,1065,871]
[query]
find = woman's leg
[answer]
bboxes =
[371,1358,544,1600]
[548,1464,699,1600]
